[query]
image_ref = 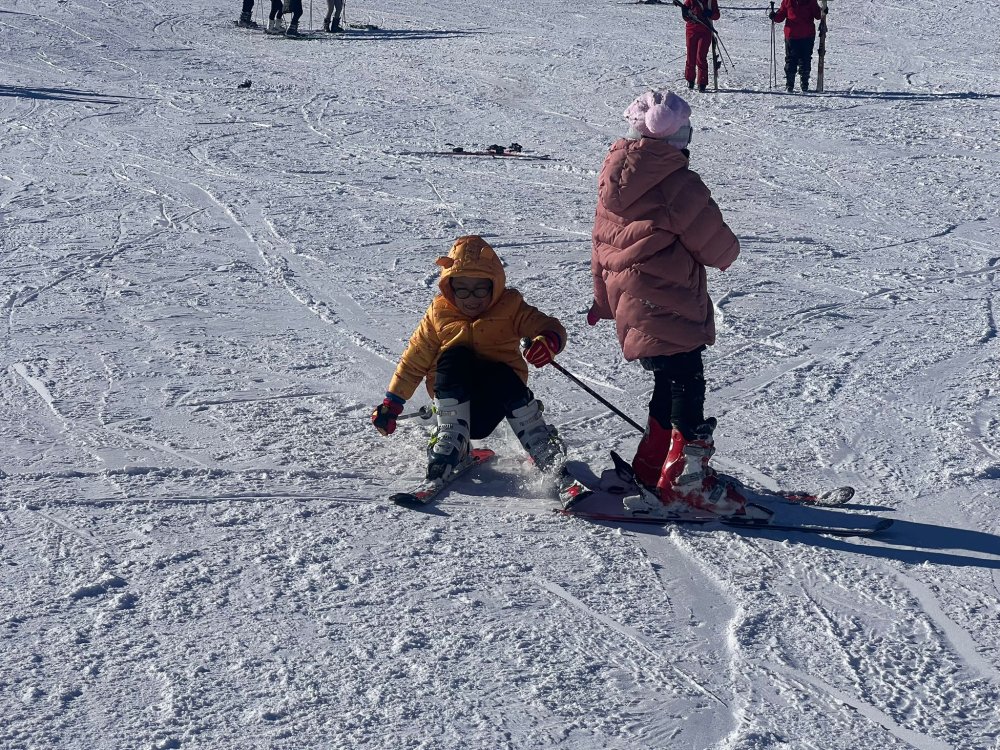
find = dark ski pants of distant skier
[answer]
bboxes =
[241,0,254,15]
[326,0,344,27]
[785,36,816,88]
[283,0,302,25]
[684,27,713,88]
[269,0,282,20]
[640,346,707,439]
[434,346,532,440]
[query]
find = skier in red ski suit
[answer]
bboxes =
[770,0,824,92]
[681,0,720,92]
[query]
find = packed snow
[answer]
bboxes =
[2,0,999,748]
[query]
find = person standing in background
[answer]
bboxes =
[770,0,824,92]
[266,0,285,34]
[681,0,720,92]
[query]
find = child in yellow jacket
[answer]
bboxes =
[371,235,568,481]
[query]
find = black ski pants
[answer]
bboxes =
[434,346,532,440]
[285,0,302,24]
[785,36,816,87]
[640,346,707,440]
[241,0,254,15]
[326,0,344,23]
[269,0,282,20]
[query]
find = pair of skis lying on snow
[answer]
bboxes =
[389,448,892,538]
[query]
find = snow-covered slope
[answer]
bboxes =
[2,0,998,747]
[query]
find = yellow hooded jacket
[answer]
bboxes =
[387,236,567,401]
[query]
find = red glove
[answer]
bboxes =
[371,395,404,436]
[524,331,561,368]
[586,301,601,326]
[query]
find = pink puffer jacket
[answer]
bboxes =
[591,138,739,361]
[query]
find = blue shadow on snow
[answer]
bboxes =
[0,85,124,104]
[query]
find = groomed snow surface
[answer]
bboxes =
[2,0,999,748]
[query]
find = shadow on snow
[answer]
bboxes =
[725,88,1000,101]
[270,28,490,42]
[0,85,125,104]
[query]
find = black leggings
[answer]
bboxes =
[640,347,707,439]
[434,346,532,440]
[269,0,282,20]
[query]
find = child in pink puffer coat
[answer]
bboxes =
[588,89,747,517]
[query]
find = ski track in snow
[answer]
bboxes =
[2,0,1000,748]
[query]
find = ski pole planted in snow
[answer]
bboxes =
[769,1,776,90]
[520,338,644,433]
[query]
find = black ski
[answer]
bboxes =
[389,448,496,506]
[397,144,552,161]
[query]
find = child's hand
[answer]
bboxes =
[586,301,602,326]
[371,395,405,436]
[524,332,561,368]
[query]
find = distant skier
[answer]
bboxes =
[324,0,345,32]
[371,235,568,481]
[236,0,259,28]
[266,0,285,34]
[680,0,720,92]
[769,0,824,92]
[588,90,748,517]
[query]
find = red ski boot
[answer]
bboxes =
[656,419,748,516]
[631,417,672,488]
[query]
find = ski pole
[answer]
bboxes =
[712,35,720,90]
[398,404,434,422]
[713,29,736,70]
[521,338,644,433]
[769,1,776,90]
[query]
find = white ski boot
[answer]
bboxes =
[507,395,565,473]
[426,398,471,481]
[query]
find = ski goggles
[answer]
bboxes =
[666,125,694,149]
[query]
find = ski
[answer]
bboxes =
[263,29,321,39]
[557,453,891,537]
[774,485,854,506]
[816,0,829,92]
[397,144,552,161]
[389,448,496,506]
[559,500,892,537]
[711,34,722,91]
[602,450,855,507]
